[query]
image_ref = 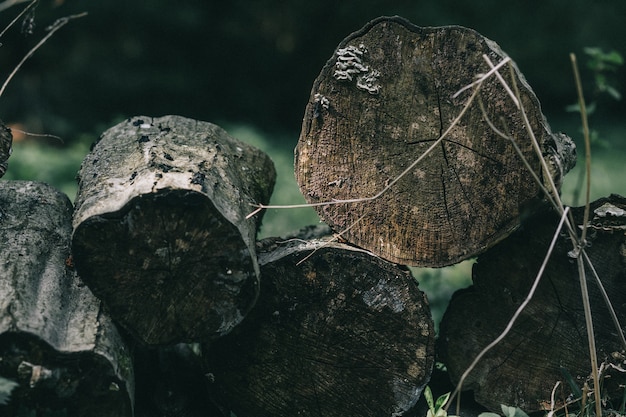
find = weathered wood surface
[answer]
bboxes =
[0,181,133,416]
[438,195,626,413]
[72,115,276,345]
[206,228,434,417]
[0,121,12,178]
[295,16,576,267]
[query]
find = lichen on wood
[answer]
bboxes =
[72,115,276,345]
[0,180,133,416]
[296,16,576,267]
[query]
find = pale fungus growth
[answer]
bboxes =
[333,43,381,95]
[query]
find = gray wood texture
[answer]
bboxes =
[206,230,434,417]
[72,115,276,345]
[296,16,576,267]
[0,180,133,416]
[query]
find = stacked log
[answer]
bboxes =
[295,16,575,267]
[439,195,626,412]
[0,181,133,416]
[4,15,623,417]
[205,228,434,417]
[71,115,276,345]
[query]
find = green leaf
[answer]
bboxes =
[500,405,530,417]
[435,391,451,410]
[605,85,622,100]
[478,413,502,417]
[565,101,596,115]
[559,367,583,399]
[425,386,436,413]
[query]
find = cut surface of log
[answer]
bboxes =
[0,180,133,417]
[206,230,434,417]
[72,115,276,345]
[438,195,626,413]
[295,16,575,267]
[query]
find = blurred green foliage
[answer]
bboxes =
[0,0,624,139]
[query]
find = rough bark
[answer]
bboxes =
[205,228,435,417]
[438,195,626,413]
[0,121,11,178]
[0,180,133,417]
[72,115,276,345]
[295,16,576,267]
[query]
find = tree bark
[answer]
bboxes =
[295,16,576,267]
[72,115,276,345]
[438,195,626,413]
[205,228,435,417]
[0,121,11,178]
[0,180,133,417]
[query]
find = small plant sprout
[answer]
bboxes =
[424,386,458,417]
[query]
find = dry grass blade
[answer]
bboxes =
[0,11,88,98]
[246,57,512,219]
[570,52,601,417]
[0,0,36,38]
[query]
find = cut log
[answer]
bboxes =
[72,115,276,345]
[438,195,626,413]
[205,227,435,417]
[295,16,576,267]
[0,180,133,417]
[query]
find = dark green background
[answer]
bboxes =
[0,0,624,140]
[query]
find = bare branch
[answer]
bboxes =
[0,11,87,98]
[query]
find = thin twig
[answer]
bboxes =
[508,64,566,213]
[0,0,36,39]
[476,95,559,211]
[295,214,366,266]
[446,207,571,415]
[582,249,626,351]
[570,52,602,417]
[482,54,519,108]
[451,56,512,99]
[247,61,508,219]
[0,11,88,98]
[570,53,593,250]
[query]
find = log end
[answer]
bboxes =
[72,188,259,345]
[206,234,435,416]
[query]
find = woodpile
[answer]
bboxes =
[1,15,623,417]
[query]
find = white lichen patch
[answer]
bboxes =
[313,93,330,111]
[334,43,381,95]
[594,202,625,218]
